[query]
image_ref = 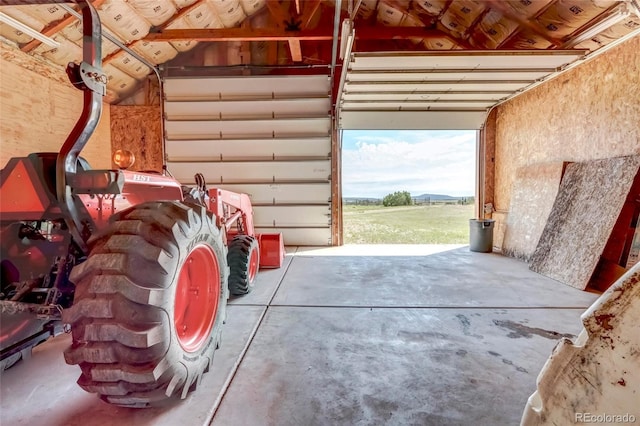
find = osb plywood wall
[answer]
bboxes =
[530,156,640,290]
[502,162,567,262]
[110,106,163,172]
[0,44,111,168]
[494,35,640,217]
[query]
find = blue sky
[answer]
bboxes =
[341,130,477,198]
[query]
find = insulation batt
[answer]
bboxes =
[173,0,199,8]
[377,2,406,26]
[536,0,618,38]
[165,16,199,52]
[104,63,138,95]
[239,0,267,16]
[414,0,447,16]
[19,3,68,24]
[186,2,224,29]
[126,0,177,26]
[423,37,458,50]
[109,51,152,80]
[36,35,82,67]
[503,0,554,19]
[207,0,247,28]
[61,21,119,58]
[354,0,378,19]
[97,0,150,43]
[164,2,226,52]
[132,40,178,65]
[471,9,519,49]
[440,0,485,38]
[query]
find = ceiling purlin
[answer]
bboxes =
[20,0,105,53]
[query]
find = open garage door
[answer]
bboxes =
[339,50,586,130]
[164,75,332,246]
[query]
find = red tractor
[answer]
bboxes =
[0,2,283,407]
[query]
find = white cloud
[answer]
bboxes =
[342,131,476,198]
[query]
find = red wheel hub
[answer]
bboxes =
[174,244,220,353]
[248,247,259,283]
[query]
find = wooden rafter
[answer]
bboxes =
[21,0,105,53]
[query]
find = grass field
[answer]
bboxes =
[343,204,475,244]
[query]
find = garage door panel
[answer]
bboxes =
[164,98,331,120]
[166,160,331,183]
[343,93,508,101]
[346,70,549,82]
[217,183,330,204]
[340,51,586,130]
[165,75,332,246]
[254,206,330,227]
[350,51,585,71]
[165,118,331,139]
[166,138,330,161]
[164,75,330,100]
[341,100,495,110]
[340,111,487,130]
[344,82,530,93]
[256,227,331,246]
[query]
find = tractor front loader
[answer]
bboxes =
[0,1,283,408]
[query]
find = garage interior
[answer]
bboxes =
[0,0,639,425]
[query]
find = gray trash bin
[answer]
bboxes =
[469,219,495,253]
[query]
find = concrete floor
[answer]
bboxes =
[0,246,599,426]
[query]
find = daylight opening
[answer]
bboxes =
[342,130,477,245]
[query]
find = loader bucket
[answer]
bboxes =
[257,233,284,268]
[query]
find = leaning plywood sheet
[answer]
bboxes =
[503,162,566,262]
[521,264,640,425]
[530,155,640,289]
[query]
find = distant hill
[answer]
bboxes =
[414,193,462,200]
[344,194,473,204]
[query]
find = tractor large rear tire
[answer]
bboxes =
[227,235,259,295]
[63,201,229,407]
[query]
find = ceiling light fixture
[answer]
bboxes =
[563,3,631,48]
[0,11,60,48]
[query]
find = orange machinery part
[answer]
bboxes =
[257,233,285,268]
